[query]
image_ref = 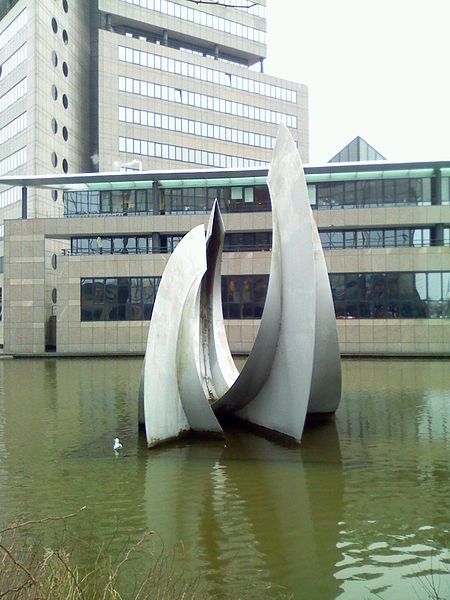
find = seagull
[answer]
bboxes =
[113,438,123,452]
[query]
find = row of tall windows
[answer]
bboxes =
[63,183,449,218]
[161,185,270,213]
[119,46,296,103]
[0,42,27,80]
[309,178,432,209]
[65,185,270,216]
[68,227,449,255]
[319,228,432,249]
[70,231,273,255]
[0,8,26,51]
[118,105,275,150]
[64,189,154,216]
[330,272,449,319]
[80,272,449,322]
[0,146,26,175]
[0,111,26,145]
[71,236,153,255]
[0,77,26,114]
[118,76,297,128]
[81,277,160,321]
[120,0,266,44]
[119,135,268,168]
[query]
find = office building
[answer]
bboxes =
[1,149,449,356]
[0,0,308,344]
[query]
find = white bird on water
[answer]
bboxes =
[113,437,123,452]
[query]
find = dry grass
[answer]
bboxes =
[0,508,206,600]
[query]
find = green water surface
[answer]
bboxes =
[0,358,448,599]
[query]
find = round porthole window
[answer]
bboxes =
[51,254,57,270]
[62,61,68,77]
[52,50,58,67]
[51,152,58,168]
[62,0,68,13]
[51,288,57,304]
[62,158,68,173]
[62,94,68,109]
[51,17,57,34]
[62,126,68,141]
[62,29,68,45]
[52,189,58,202]
[51,118,57,134]
[51,84,58,101]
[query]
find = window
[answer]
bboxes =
[81,277,161,321]
[329,272,449,319]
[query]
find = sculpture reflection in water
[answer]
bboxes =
[139,123,341,448]
[143,422,344,599]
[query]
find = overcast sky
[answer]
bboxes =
[264,0,450,164]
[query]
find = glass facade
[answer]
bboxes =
[330,272,449,319]
[224,231,272,252]
[310,177,432,209]
[79,271,449,323]
[221,275,269,319]
[319,228,431,249]
[81,277,161,321]
[70,231,273,255]
[120,0,266,44]
[71,235,153,255]
[161,185,270,213]
[119,46,296,103]
[118,106,275,150]
[118,76,297,128]
[64,189,154,217]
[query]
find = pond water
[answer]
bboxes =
[0,357,448,599]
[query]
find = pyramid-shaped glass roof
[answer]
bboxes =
[329,136,386,163]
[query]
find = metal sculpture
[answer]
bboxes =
[139,124,341,447]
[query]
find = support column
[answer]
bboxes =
[21,186,27,219]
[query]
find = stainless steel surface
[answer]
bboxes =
[142,124,341,446]
[142,226,203,446]
[307,215,342,413]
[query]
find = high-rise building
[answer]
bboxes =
[0,0,308,223]
[0,0,309,352]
